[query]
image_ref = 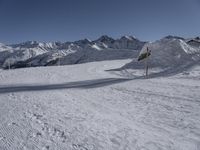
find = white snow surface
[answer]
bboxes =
[0,59,200,150]
[91,44,102,50]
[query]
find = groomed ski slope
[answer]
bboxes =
[0,59,200,150]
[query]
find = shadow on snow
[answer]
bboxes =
[1,60,199,94]
[0,77,136,94]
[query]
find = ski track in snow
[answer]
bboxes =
[0,59,200,150]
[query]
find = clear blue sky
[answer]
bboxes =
[0,0,200,44]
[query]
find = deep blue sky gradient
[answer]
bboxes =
[0,0,200,43]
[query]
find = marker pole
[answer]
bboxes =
[145,47,149,78]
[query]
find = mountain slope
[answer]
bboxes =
[121,37,200,76]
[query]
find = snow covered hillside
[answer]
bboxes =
[0,59,200,150]
[121,36,200,76]
[0,36,145,69]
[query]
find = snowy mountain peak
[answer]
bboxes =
[11,41,39,48]
[74,38,92,45]
[23,40,39,45]
[195,36,200,40]
[120,35,137,41]
[186,37,200,48]
[0,43,7,48]
[164,35,185,40]
[11,41,62,50]
[96,35,115,43]
[0,43,12,52]
[85,38,92,42]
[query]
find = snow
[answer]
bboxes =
[0,43,12,52]
[0,59,200,150]
[179,39,200,54]
[124,35,137,41]
[102,43,108,48]
[91,44,102,50]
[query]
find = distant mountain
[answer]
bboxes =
[186,37,200,48]
[0,35,145,69]
[1,35,200,70]
[0,43,13,52]
[163,35,185,40]
[93,35,145,50]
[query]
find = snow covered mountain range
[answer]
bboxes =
[0,35,200,69]
[0,35,145,69]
